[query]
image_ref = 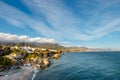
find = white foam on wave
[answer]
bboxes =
[31,68,40,80]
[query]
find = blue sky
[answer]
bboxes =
[0,0,120,49]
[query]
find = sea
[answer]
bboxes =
[34,52,120,80]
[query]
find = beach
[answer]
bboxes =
[0,67,34,80]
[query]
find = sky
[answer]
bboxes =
[0,0,120,49]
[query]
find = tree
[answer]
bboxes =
[2,47,12,56]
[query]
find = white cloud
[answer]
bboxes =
[0,1,54,36]
[22,0,120,40]
[0,0,120,42]
[0,15,25,28]
[0,32,57,43]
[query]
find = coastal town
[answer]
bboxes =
[0,44,62,80]
[0,42,119,80]
[0,0,120,79]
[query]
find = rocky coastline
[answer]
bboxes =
[0,45,62,80]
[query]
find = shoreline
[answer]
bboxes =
[0,47,62,80]
[31,67,40,80]
[0,67,34,80]
[0,58,55,80]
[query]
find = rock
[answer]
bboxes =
[43,58,49,67]
[53,54,60,59]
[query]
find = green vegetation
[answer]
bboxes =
[0,56,14,66]
[39,53,44,58]
[11,48,20,54]
[0,44,62,71]
[25,53,36,61]
[0,47,11,56]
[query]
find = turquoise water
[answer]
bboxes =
[34,52,120,80]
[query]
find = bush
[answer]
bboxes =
[0,56,14,66]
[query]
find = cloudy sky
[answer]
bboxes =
[0,0,120,48]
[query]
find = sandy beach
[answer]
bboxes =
[0,67,34,80]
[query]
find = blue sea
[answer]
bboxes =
[34,52,120,80]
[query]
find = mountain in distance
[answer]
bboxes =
[0,41,119,52]
[65,46,120,52]
[0,41,65,49]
